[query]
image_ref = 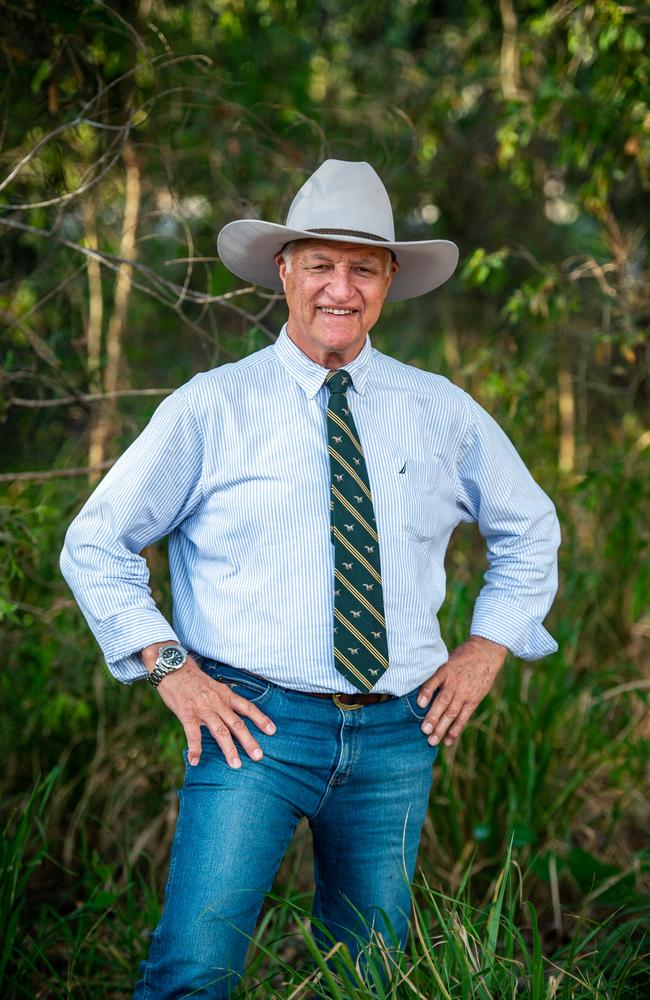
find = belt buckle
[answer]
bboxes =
[332,692,365,711]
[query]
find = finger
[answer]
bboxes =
[427,701,464,745]
[204,714,242,769]
[228,693,277,736]
[421,690,453,733]
[219,706,265,762]
[416,675,444,709]
[443,705,474,745]
[183,719,202,767]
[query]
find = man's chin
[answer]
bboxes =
[314,312,363,337]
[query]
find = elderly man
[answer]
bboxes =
[61,159,560,999]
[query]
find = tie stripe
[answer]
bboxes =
[326,368,389,692]
[328,446,373,500]
[328,410,364,453]
[334,648,374,689]
[334,569,385,624]
[331,527,382,583]
[331,485,379,540]
[334,608,388,667]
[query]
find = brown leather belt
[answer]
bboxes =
[294,690,395,710]
[196,657,396,711]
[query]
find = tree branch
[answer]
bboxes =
[7,388,175,409]
[0,461,115,484]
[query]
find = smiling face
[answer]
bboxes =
[275,240,398,368]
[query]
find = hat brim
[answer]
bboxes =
[217,220,459,303]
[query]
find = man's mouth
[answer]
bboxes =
[317,306,357,316]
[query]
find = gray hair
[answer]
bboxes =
[279,240,298,273]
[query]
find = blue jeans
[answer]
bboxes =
[133,662,439,999]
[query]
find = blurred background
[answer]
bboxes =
[1,1,648,996]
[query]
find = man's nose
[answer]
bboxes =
[326,266,354,300]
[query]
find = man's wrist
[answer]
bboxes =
[467,634,508,655]
[140,640,180,673]
[467,634,508,668]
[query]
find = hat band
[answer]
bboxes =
[306,227,388,242]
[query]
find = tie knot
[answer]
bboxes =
[325,369,351,396]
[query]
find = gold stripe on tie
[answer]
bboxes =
[331,485,379,541]
[334,569,385,625]
[328,446,373,500]
[331,527,382,584]
[328,410,364,453]
[334,648,374,689]
[334,608,389,667]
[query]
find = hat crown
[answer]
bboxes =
[285,159,396,242]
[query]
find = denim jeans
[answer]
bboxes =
[133,661,439,999]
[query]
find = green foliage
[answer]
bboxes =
[0,771,59,992]
[1,0,648,996]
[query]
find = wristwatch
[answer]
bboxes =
[148,644,188,687]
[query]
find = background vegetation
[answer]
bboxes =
[1,0,649,996]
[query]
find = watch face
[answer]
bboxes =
[161,646,184,668]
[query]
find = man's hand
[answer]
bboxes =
[140,643,276,769]
[416,635,507,747]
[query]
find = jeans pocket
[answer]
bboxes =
[201,661,271,705]
[403,685,439,721]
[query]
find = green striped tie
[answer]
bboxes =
[326,369,389,691]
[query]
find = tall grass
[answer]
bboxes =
[3,785,648,998]
[2,462,648,997]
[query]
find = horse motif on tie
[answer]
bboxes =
[326,368,388,691]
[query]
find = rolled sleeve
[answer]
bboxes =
[457,394,561,660]
[470,595,558,660]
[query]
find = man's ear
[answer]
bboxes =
[275,252,288,290]
[384,256,399,293]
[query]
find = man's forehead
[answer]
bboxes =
[292,239,390,262]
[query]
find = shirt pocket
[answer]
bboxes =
[389,455,447,542]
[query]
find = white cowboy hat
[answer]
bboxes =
[217,159,459,302]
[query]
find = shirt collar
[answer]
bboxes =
[273,323,372,399]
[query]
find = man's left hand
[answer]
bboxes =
[416,635,507,747]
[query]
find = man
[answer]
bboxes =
[61,159,560,999]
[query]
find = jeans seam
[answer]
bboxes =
[308,715,346,821]
[141,789,185,998]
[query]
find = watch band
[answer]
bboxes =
[148,664,172,687]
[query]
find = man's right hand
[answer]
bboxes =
[140,643,277,769]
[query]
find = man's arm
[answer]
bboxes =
[61,389,276,767]
[417,394,560,747]
[60,390,205,680]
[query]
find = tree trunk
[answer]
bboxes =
[498,0,525,101]
[558,364,575,475]
[83,197,103,400]
[87,142,141,483]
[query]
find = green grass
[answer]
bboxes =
[3,787,648,998]
[1,473,649,997]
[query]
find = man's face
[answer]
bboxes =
[275,240,398,367]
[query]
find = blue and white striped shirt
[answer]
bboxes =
[60,324,560,695]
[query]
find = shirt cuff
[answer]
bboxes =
[96,606,180,684]
[470,595,558,660]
